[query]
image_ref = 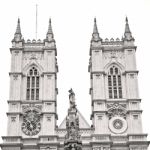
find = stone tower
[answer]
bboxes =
[1,18,59,150]
[0,17,149,150]
[88,17,149,150]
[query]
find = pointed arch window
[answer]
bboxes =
[26,67,40,100]
[108,66,122,99]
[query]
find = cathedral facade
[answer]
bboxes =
[0,18,149,150]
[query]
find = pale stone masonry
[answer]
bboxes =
[0,17,149,150]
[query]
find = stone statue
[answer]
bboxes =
[68,88,76,109]
[64,89,82,150]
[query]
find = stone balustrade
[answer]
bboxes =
[128,134,147,141]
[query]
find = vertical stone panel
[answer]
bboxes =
[125,49,136,71]
[92,50,103,72]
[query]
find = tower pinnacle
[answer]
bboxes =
[15,18,21,34]
[93,18,98,34]
[125,17,131,33]
[91,18,102,42]
[124,17,134,41]
[45,18,55,42]
[12,18,23,43]
[47,18,53,34]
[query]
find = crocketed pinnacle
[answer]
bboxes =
[45,18,55,42]
[15,18,21,35]
[93,18,98,34]
[47,18,53,34]
[91,18,102,42]
[125,17,131,33]
[124,17,134,41]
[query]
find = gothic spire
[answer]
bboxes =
[93,18,98,34]
[45,18,54,42]
[91,18,102,42]
[12,18,23,42]
[124,17,134,41]
[125,17,130,33]
[15,18,21,35]
[47,18,53,34]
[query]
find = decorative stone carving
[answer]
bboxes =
[22,104,42,113]
[68,88,76,110]
[95,74,101,79]
[21,105,41,136]
[30,53,37,60]
[14,50,19,56]
[107,103,127,119]
[108,116,127,134]
[107,103,128,134]
[47,75,52,79]
[47,51,52,55]
[64,89,82,150]
[11,116,16,122]
[103,50,124,60]
[110,51,117,58]
[47,116,51,121]
[23,52,43,61]
[130,74,134,79]
[13,74,18,80]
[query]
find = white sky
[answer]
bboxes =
[0,0,150,143]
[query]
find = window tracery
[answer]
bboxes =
[108,66,122,99]
[26,67,40,100]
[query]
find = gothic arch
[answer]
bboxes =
[23,61,43,76]
[104,62,125,74]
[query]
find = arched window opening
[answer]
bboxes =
[26,67,40,100]
[108,66,122,99]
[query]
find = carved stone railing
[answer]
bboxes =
[79,129,94,136]
[128,134,147,141]
[56,128,93,137]
[56,129,67,136]
[91,134,110,142]
[2,136,22,143]
[111,136,127,143]
[39,135,58,143]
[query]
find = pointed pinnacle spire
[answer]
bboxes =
[45,18,55,42]
[126,16,128,23]
[93,18,99,34]
[47,18,53,34]
[91,18,102,42]
[15,18,21,34]
[124,17,134,41]
[125,16,131,33]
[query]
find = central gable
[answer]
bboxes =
[59,109,90,129]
